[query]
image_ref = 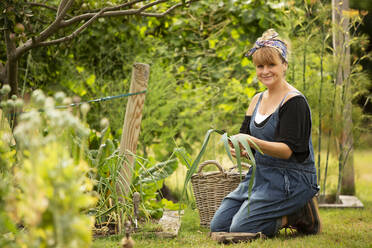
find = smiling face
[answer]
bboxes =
[252,47,288,87]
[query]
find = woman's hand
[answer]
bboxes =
[229,133,249,158]
[230,147,249,158]
[230,133,293,160]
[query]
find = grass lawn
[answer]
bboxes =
[93,150,372,248]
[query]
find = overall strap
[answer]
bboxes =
[279,90,301,108]
[253,92,265,116]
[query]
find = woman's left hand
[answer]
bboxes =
[229,134,250,158]
[230,147,249,158]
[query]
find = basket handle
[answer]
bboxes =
[198,160,224,174]
[228,162,252,172]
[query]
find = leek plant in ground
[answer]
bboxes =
[87,128,180,234]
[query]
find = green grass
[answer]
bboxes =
[93,150,372,248]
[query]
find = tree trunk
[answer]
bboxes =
[4,29,19,96]
[0,62,6,85]
[6,59,18,97]
[332,0,355,197]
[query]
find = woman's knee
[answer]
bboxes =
[209,219,219,232]
[210,214,230,232]
[210,198,242,232]
[229,218,248,233]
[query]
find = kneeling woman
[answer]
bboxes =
[210,29,321,237]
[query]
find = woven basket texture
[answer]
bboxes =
[191,160,248,227]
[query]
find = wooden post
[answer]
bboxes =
[118,63,149,197]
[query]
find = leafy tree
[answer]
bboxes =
[0,0,198,96]
[27,0,278,161]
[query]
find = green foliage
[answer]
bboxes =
[3,1,371,157]
[132,153,181,219]
[0,85,18,247]
[0,89,96,248]
[16,0,280,163]
[88,128,180,231]
[0,133,17,247]
[136,159,178,184]
[0,1,370,246]
[3,0,371,212]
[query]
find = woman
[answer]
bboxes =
[210,29,321,237]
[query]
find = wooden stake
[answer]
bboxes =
[118,63,149,197]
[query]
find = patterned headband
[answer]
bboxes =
[246,29,288,62]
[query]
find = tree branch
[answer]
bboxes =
[61,0,180,27]
[140,0,197,17]
[37,0,74,41]
[37,7,107,47]
[15,0,75,59]
[15,0,198,59]
[57,0,70,17]
[79,0,148,14]
[137,0,168,12]
[105,0,146,10]
[26,2,58,12]
[26,2,72,18]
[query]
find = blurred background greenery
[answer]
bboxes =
[0,0,371,245]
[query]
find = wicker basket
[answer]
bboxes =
[191,160,250,227]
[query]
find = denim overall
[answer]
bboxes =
[210,91,319,236]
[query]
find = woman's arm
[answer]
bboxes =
[233,133,293,159]
[232,92,302,160]
[232,95,311,160]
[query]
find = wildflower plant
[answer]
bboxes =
[0,127,17,248]
[0,89,97,248]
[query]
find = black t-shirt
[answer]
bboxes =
[239,95,311,162]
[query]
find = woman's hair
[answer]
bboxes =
[252,46,287,65]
